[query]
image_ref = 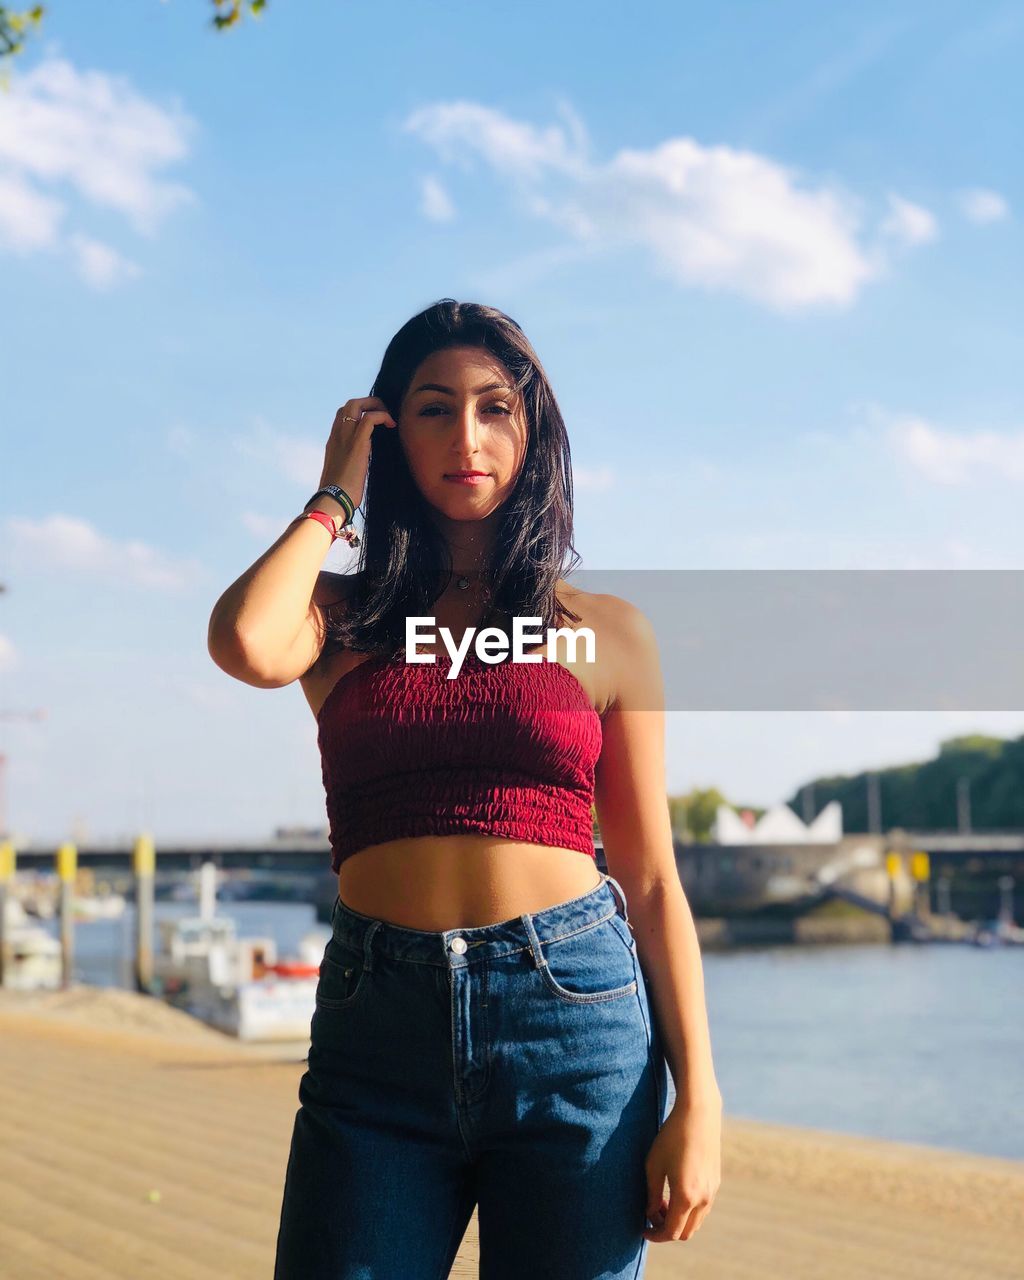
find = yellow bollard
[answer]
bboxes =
[884,851,903,919]
[134,833,156,993]
[56,841,77,989]
[0,840,15,988]
[910,850,931,918]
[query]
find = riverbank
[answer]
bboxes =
[1,984,1020,1279]
[696,910,893,948]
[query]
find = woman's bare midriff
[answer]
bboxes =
[336,835,604,931]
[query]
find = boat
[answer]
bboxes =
[150,862,330,1041]
[969,917,1024,948]
[1,896,63,990]
[73,891,127,921]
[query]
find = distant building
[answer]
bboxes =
[712,800,843,845]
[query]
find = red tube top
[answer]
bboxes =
[316,647,603,873]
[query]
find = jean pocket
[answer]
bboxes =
[537,912,638,1004]
[315,939,369,1009]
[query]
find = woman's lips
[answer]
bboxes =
[444,473,489,485]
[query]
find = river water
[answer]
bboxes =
[58,901,1022,1161]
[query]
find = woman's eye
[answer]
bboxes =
[419,404,512,416]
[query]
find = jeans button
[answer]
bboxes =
[449,936,467,954]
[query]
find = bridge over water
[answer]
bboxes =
[8,827,1021,924]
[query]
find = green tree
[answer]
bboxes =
[787,732,1024,832]
[0,5,43,58]
[0,1,267,63]
[669,787,745,843]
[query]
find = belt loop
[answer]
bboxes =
[519,911,546,970]
[603,873,630,925]
[362,919,382,972]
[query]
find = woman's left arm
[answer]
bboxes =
[592,596,722,1245]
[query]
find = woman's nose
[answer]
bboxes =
[452,407,481,450]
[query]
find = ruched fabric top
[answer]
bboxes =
[316,647,604,873]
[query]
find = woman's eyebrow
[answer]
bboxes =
[411,381,513,396]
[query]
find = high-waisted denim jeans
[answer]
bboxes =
[273,872,670,1279]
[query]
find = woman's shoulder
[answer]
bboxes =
[555,585,656,688]
[554,582,637,669]
[555,581,642,634]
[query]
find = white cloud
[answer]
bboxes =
[879,192,939,246]
[0,632,18,674]
[0,54,197,278]
[957,186,1010,225]
[230,419,325,487]
[572,465,615,493]
[400,101,932,311]
[68,231,142,289]
[5,514,203,588]
[420,173,456,222]
[405,100,585,182]
[624,404,1024,569]
[0,167,64,250]
[885,413,1024,485]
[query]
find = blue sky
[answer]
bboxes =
[1,1,1022,846]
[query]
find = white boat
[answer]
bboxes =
[1,897,62,990]
[73,892,127,921]
[151,863,330,1041]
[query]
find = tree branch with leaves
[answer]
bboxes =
[0,1,267,63]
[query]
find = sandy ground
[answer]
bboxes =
[0,984,1021,1280]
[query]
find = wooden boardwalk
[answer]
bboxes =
[1,986,1022,1279]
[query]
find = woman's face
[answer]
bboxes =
[397,345,529,521]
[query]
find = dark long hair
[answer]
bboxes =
[322,298,583,658]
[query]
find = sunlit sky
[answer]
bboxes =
[2,1,1022,845]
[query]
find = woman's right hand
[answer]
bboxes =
[318,397,398,509]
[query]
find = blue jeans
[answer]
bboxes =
[273,872,670,1279]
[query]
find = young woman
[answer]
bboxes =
[208,299,721,1278]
